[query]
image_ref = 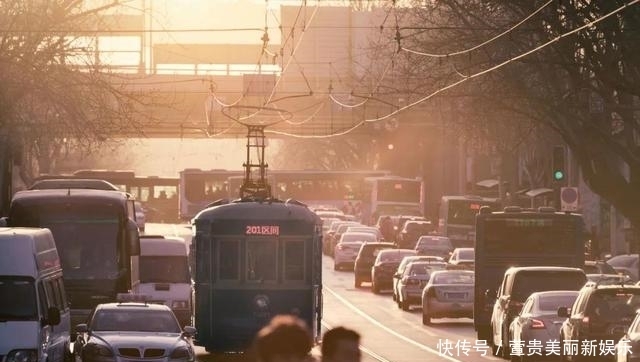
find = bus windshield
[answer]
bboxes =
[376,179,421,203]
[12,203,121,280]
[140,256,190,283]
[447,199,498,226]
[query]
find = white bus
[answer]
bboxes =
[362,175,425,225]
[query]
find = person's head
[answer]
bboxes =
[321,327,361,362]
[253,314,313,362]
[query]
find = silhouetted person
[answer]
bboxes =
[321,327,361,362]
[251,314,314,362]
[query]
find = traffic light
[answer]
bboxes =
[552,145,566,183]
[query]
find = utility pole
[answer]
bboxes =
[0,129,13,216]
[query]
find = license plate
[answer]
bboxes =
[446,292,466,299]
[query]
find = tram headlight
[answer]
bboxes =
[254,295,269,310]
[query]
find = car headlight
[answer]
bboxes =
[83,343,114,357]
[6,350,37,362]
[169,346,193,359]
[172,300,190,309]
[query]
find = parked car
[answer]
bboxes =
[421,270,475,325]
[447,247,475,270]
[509,290,579,361]
[354,242,395,288]
[334,241,364,271]
[392,255,446,302]
[558,284,640,361]
[583,260,617,275]
[607,254,639,281]
[75,295,196,362]
[490,266,587,358]
[371,249,416,294]
[397,220,434,249]
[415,235,454,259]
[396,261,437,311]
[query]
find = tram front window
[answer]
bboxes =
[284,241,304,281]
[247,240,277,282]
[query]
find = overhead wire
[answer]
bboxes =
[400,0,554,58]
[264,0,640,139]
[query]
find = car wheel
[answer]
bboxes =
[372,281,380,294]
[422,310,431,325]
[392,290,397,301]
[401,299,410,311]
[354,276,362,288]
[500,322,510,358]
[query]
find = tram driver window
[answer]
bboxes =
[246,240,277,282]
[284,241,304,281]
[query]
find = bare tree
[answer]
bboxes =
[0,1,170,184]
[385,0,640,226]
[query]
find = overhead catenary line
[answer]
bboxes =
[400,0,554,58]
[264,0,640,139]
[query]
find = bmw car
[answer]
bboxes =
[75,296,196,362]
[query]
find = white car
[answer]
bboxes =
[334,241,364,271]
[75,297,196,362]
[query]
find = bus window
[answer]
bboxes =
[185,178,205,202]
[218,240,240,281]
[246,240,277,282]
[284,241,305,281]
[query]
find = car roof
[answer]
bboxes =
[430,269,474,276]
[528,290,580,298]
[506,266,584,273]
[95,302,172,312]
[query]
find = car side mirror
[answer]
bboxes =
[557,306,569,318]
[46,307,60,326]
[182,326,197,337]
[76,323,88,333]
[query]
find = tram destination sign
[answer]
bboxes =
[245,225,280,236]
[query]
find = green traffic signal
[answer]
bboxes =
[554,170,565,181]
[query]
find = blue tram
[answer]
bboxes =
[192,198,323,353]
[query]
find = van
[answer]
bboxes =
[136,235,193,327]
[0,227,71,362]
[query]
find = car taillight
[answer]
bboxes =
[530,318,545,329]
[582,316,590,324]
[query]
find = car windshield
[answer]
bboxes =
[379,250,415,262]
[607,255,638,268]
[433,272,474,284]
[0,277,37,321]
[587,291,640,321]
[511,271,586,302]
[458,249,474,260]
[538,294,578,311]
[342,233,376,243]
[91,309,181,333]
[417,238,452,248]
[408,264,431,276]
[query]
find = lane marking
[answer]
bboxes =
[374,304,438,337]
[324,286,464,362]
